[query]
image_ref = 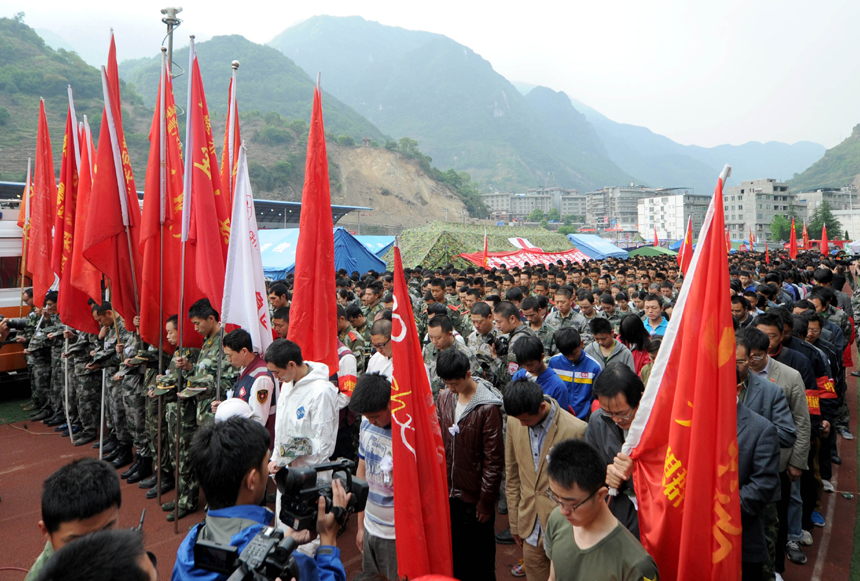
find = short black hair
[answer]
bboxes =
[554,327,582,356]
[493,301,519,320]
[349,373,392,415]
[427,302,448,317]
[23,287,33,298]
[599,293,615,306]
[512,334,544,365]
[471,302,492,318]
[644,293,662,305]
[589,317,613,336]
[752,312,783,332]
[345,304,364,320]
[736,326,770,353]
[547,439,605,493]
[269,282,290,298]
[370,318,392,338]
[41,459,121,534]
[554,287,572,300]
[813,268,833,285]
[264,338,303,368]
[166,314,178,327]
[45,290,58,304]
[35,529,149,581]
[521,296,540,312]
[223,328,253,353]
[91,301,112,315]
[188,298,219,321]
[505,287,524,303]
[791,314,808,338]
[809,286,834,307]
[272,306,290,322]
[189,416,270,510]
[435,348,471,381]
[576,289,594,303]
[592,362,644,408]
[503,378,545,416]
[428,315,454,334]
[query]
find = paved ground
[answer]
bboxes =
[0,380,855,581]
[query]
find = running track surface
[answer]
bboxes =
[0,380,856,581]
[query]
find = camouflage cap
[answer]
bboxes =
[128,350,156,366]
[153,373,178,396]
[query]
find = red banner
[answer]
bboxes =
[459,247,589,268]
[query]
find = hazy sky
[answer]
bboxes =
[7,0,859,149]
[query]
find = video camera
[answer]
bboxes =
[194,459,367,581]
[276,458,368,532]
[489,334,509,357]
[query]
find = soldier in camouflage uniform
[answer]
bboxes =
[116,321,154,484]
[16,288,39,412]
[424,279,468,338]
[466,302,500,387]
[361,283,384,321]
[41,294,66,423]
[522,296,558,357]
[59,328,85,437]
[546,288,592,345]
[70,330,101,446]
[487,301,537,393]
[337,305,366,375]
[24,309,53,420]
[345,304,373,359]
[92,303,135,468]
[165,298,236,520]
[422,315,481,399]
[599,295,624,335]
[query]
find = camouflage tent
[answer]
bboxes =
[385,222,575,269]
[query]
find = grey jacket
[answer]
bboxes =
[737,402,780,564]
[584,340,636,374]
[766,358,811,470]
[742,372,797,480]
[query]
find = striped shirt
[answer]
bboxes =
[358,418,395,540]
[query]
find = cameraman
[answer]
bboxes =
[173,416,348,581]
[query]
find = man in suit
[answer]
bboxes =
[501,379,587,580]
[735,332,797,579]
[737,399,781,581]
[738,325,812,573]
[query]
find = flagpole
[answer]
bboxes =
[174,34,196,534]
[19,158,31,317]
[156,47,168,506]
[227,61,239,205]
[99,368,106,460]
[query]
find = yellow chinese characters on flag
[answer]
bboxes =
[622,166,741,581]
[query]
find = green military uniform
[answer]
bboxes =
[488,324,536,392]
[422,340,481,400]
[161,347,201,515]
[28,314,53,414]
[545,309,592,345]
[70,332,101,440]
[467,328,499,386]
[362,301,383,322]
[823,304,851,348]
[95,317,133,449]
[191,329,238,427]
[339,326,366,375]
[24,541,53,581]
[532,321,558,357]
[604,311,624,334]
[116,333,151,461]
[22,308,39,407]
[445,293,461,307]
[353,320,373,359]
[43,314,65,417]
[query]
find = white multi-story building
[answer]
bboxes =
[795,187,856,212]
[723,179,808,240]
[637,193,712,239]
[587,186,694,231]
[481,188,584,220]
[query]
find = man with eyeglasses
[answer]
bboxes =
[584,363,644,539]
[366,319,394,381]
[543,438,658,581]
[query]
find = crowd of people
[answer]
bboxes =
[12,248,858,581]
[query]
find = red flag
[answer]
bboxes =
[83,37,142,329]
[54,92,98,334]
[624,165,741,581]
[679,217,693,275]
[821,224,829,256]
[765,246,770,264]
[181,40,230,312]
[286,80,338,372]
[802,221,809,250]
[29,100,56,308]
[481,227,489,268]
[654,226,659,247]
[725,228,731,253]
[139,53,202,351]
[220,68,241,211]
[69,117,103,303]
[16,160,32,230]
[789,217,798,260]
[391,242,454,578]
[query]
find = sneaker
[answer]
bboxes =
[511,559,525,578]
[785,540,807,564]
[823,480,835,493]
[775,573,784,581]
[800,530,813,546]
[839,428,855,440]
[811,511,825,527]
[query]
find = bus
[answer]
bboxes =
[0,196,28,376]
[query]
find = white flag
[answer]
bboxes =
[221,144,272,355]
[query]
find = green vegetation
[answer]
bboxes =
[807,200,843,240]
[769,202,803,241]
[527,208,545,221]
[789,124,860,191]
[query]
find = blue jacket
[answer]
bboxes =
[172,504,346,581]
[547,352,603,419]
[512,367,571,413]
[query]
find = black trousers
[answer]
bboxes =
[818,428,836,481]
[801,435,820,530]
[450,497,496,581]
[775,471,791,574]
[742,561,763,581]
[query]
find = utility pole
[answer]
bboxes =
[161,7,183,76]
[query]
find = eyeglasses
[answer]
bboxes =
[807,328,821,336]
[600,407,635,420]
[371,339,390,350]
[546,485,606,512]
[749,353,766,362]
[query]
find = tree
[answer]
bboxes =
[769,215,798,242]
[547,207,560,221]
[528,208,545,222]
[540,219,549,229]
[808,200,842,239]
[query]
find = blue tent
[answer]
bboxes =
[354,235,395,258]
[565,234,629,259]
[260,227,387,279]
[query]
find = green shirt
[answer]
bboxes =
[544,508,659,581]
[25,541,54,581]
